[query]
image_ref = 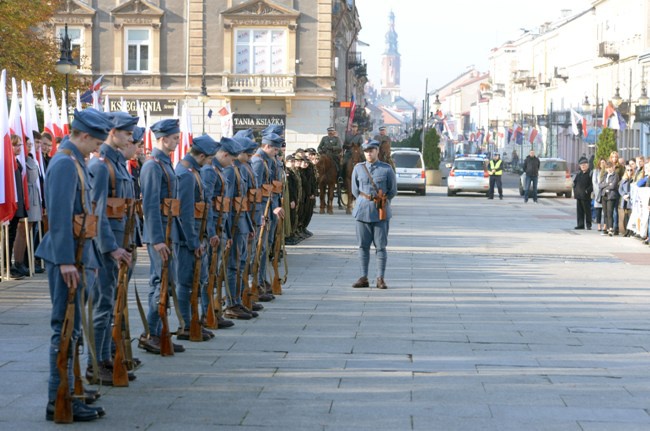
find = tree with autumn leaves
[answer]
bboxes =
[0,0,88,93]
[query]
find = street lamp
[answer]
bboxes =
[581,95,591,112]
[612,86,623,108]
[198,73,209,134]
[56,24,77,111]
[638,85,649,106]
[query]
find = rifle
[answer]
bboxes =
[112,199,135,386]
[54,211,87,423]
[245,197,272,309]
[189,202,209,342]
[158,201,175,356]
[270,204,284,295]
[203,241,218,330]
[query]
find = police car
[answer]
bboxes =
[391,148,426,195]
[446,154,489,196]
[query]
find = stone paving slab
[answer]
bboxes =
[3,183,650,429]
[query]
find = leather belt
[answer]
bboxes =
[359,192,373,200]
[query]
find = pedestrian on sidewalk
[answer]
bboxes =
[618,165,634,236]
[523,149,540,203]
[592,158,606,231]
[487,153,503,200]
[573,157,592,230]
[599,161,620,236]
[350,140,397,290]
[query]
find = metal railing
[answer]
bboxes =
[222,74,295,94]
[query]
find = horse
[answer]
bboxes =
[314,153,338,214]
[344,143,364,214]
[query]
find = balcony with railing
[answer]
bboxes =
[221,74,295,95]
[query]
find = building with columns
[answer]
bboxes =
[50,0,365,153]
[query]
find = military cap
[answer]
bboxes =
[305,148,317,154]
[261,133,285,148]
[262,124,284,136]
[233,128,255,140]
[108,112,139,132]
[362,139,380,151]
[71,108,114,141]
[233,135,258,154]
[294,153,305,161]
[192,135,219,156]
[132,126,145,143]
[286,154,296,161]
[378,126,386,131]
[295,148,304,153]
[218,137,242,156]
[151,119,180,138]
[327,126,335,132]
[578,156,589,164]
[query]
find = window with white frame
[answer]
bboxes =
[57,26,83,66]
[126,28,150,73]
[234,28,286,75]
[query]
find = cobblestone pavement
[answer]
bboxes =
[1,181,650,430]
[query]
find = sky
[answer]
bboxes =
[355,0,592,104]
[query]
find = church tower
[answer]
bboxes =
[381,11,401,99]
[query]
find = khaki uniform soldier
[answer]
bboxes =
[374,126,395,170]
[318,127,342,177]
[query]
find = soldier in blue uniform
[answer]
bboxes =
[350,139,397,290]
[250,133,285,298]
[225,135,263,319]
[86,112,136,384]
[138,119,186,354]
[174,135,219,341]
[36,108,114,422]
[199,139,237,328]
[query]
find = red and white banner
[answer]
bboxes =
[0,70,17,222]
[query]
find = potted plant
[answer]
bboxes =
[423,127,442,185]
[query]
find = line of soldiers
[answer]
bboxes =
[38,107,290,423]
[284,148,317,245]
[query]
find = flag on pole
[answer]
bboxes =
[347,94,357,131]
[219,102,233,138]
[60,91,70,136]
[174,102,193,163]
[602,101,616,128]
[0,70,17,222]
[120,97,129,113]
[570,109,588,137]
[50,87,62,139]
[527,128,538,144]
[26,82,45,178]
[145,105,153,153]
[9,78,29,211]
[76,89,82,111]
[42,85,54,137]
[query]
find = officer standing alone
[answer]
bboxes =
[487,152,503,200]
[350,140,397,290]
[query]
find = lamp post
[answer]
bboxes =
[55,24,77,113]
[198,73,209,135]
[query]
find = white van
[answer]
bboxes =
[391,148,426,195]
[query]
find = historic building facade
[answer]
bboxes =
[51,0,365,152]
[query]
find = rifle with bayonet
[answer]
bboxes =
[189,201,209,341]
[112,198,135,386]
[204,202,225,330]
[270,194,284,295]
[158,200,175,356]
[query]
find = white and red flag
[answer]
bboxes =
[60,91,70,136]
[174,102,193,164]
[50,87,63,139]
[570,109,588,137]
[8,78,29,211]
[0,70,18,222]
[42,85,54,138]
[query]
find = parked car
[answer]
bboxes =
[391,148,426,195]
[446,155,489,196]
[519,157,572,198]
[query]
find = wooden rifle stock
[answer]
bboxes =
[189,204,209,342]
[73,338,83,396]
[158,202,175,356]
[204,242,218,329]
[271,213,283,295]
[54,210,87,423]
[112,199,136,386]
[247,197,272,308]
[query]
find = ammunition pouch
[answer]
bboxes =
[248,188,261,204]
[272,180,283,194]
[105,197,129,219]
[261,184,273,197]
[233,196,248,212]
[160,198,180,217]
[194,202,206,219]
[214,196,231,213]
[73,214,98,239]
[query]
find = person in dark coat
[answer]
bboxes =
[523,149,540,203]
[598,161,620,236]
[573,157,593,230]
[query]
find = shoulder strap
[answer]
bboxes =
[153,157,173,198]
[361,163,380,195]
[60,149,88,213]
[180,159,204,199]
[213,166,227,200]
[101,157,117,197]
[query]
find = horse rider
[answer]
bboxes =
[342,122,364,180]
[318,127,342,178]
[374,126,395,170]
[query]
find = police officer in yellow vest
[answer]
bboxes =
[488,153,503,200]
